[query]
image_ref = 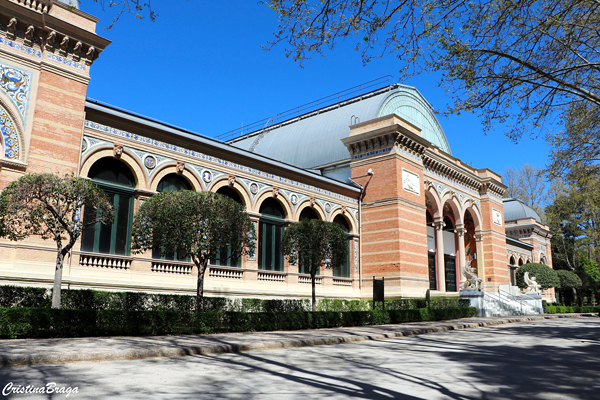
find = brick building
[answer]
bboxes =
[0,1,553,302]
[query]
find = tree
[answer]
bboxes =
[555,269,582,305]
[264,0,600,145]
[131,191,256,311]
[516,263,560,290]
[503,164,546,216]
[547,102,600,178]
[577,258,600,305]
[91,0,157,29]
[282,219,348,311]
[0,173,114,308]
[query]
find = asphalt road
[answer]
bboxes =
[0,317,598,400]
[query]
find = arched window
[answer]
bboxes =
[152,173,192,261]
[509,256,518,286]
[333,214,351,278]
[298,207,320,274]
[81,158,135,256]
[210,186,245,267]
[258,198,285,271]
[299,207,318,221]
[156,173,191,192]
[426,210,436,290]
[442,215,457,292]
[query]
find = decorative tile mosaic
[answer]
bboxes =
[354,239,359,272]
[0,37,41,58]
[239,178,269,202]
[0,63,31,121]
[0,106,19,159]
[279,188,309,213]
[47,53,87,71]
[85,120,358,204]
[353,146,393,160]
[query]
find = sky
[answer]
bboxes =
[81,0,552,176]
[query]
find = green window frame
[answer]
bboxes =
[258,216,284,271]
[81,182,134,256]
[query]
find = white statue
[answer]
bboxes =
[461,262,482,290]
[524,272,541,293]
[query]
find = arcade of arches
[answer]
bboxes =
[0,0,554,302]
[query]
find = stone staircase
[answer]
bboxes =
[482,290,540,317]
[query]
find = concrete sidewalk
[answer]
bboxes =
[0,313,595,367]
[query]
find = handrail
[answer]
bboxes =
[482,286,539,315]
[215,76,395,142]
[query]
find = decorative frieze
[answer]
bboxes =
[85,120,359,204]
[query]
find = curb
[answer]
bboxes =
[0,313,595,367]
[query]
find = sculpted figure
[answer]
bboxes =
[524,272,541,293]
[461,262,482,290]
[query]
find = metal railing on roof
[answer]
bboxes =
[216,75,395,142]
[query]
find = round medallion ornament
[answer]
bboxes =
[81,139,88,152]
[144,155,156,169]
[325,203,331,213]
[290,194,298,205]
[355,211,359,221]
[250,183,259,195]
[202,170,213,183]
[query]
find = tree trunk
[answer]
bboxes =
[52,246,66,309]
[311,270,316,312]
[196,258,208,312]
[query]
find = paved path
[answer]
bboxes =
[0,316,598,399]
[0,313,594,367]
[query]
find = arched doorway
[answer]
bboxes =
[211,186,245,267]
[442,213,458,292]
[152,173,192,261]
[81,157,136,256]
[258,198,285,271]
[426,210,437,290]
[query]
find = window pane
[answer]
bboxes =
[114,194,131,255]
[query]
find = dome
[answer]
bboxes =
[229,84,451,170]
[57,0,79,9]
[503,198,541,223]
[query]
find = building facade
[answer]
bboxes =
[0,1,553,301]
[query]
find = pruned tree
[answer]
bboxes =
[0,173,114,308]
[516,263,560,290]
[131,191,256,311]
[263,0,600,148]
[282,219,348,311]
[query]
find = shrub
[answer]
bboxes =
[516,263,560,289]
[556,270,582,290]
[0,307,477,339]
[545,305,600,314]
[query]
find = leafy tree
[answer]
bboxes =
[131,191,256,311]
[503,164,546,216]
[264,0,599,145]
[0,173,114,308]
[91,0,157,29]
[556,270,582,306]
[577,258,600,305]
[282,219,348,311]
[516,263,560,290]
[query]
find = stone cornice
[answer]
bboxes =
[342,117,430,163]
[0,1,110,71]
[423,149,483,194]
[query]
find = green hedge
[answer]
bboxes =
[544,305,600,314]
[0,285,467,313]
[0,307,477,339]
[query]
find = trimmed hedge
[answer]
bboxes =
[0,307,477,339]
[0,285,467,313]
[544,305,600,314]
[516,263,560,289]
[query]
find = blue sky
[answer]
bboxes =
[82,1,551,176]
